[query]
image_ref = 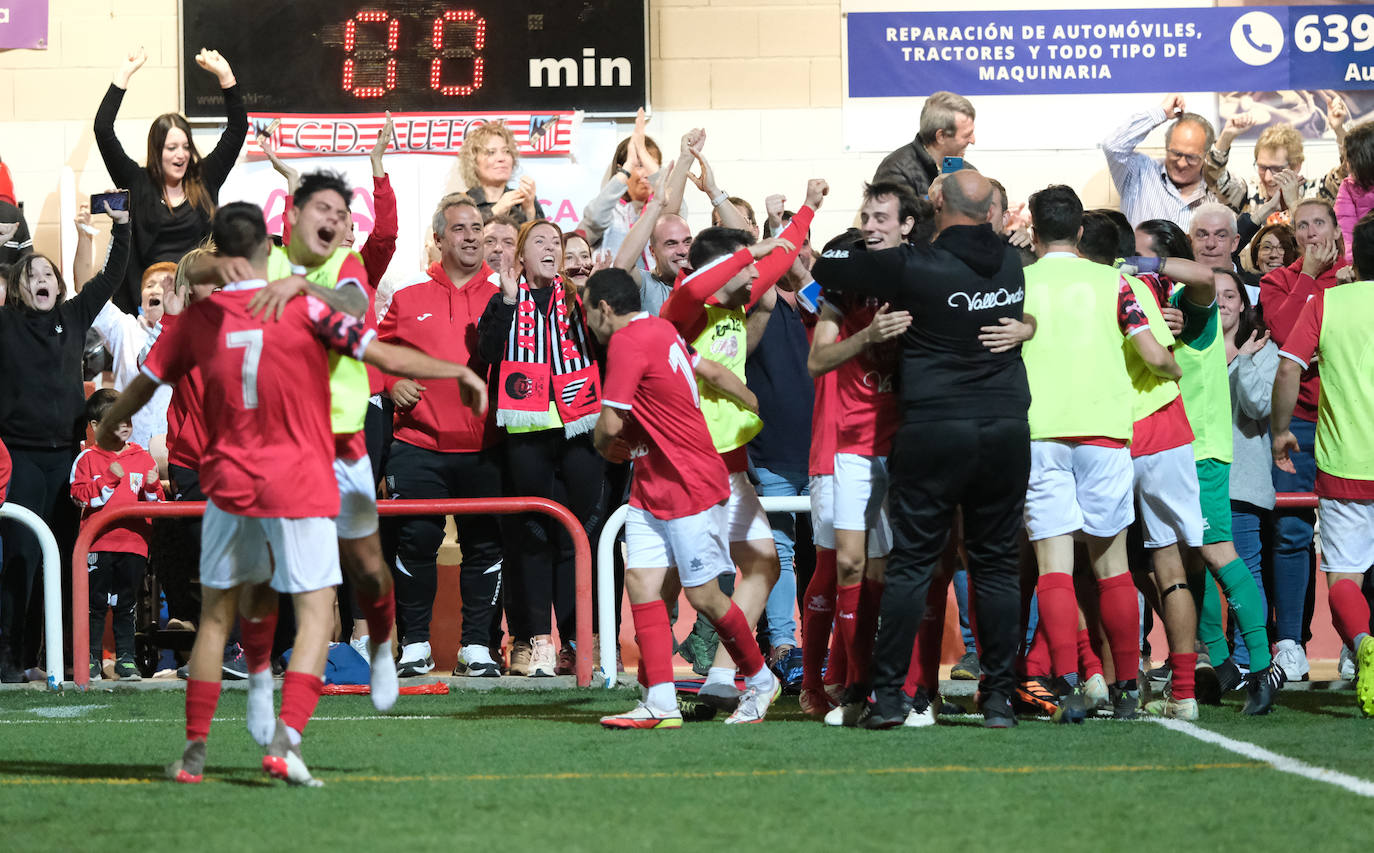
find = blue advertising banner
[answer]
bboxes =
[847,6,1374,97]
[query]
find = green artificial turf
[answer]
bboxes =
[0,686,1369,852]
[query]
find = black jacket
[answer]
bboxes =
[872,139,974,201]
[811,224,1030,423]
[0,222,130,450]
[94,83,247,314]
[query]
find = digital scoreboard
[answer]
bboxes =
[180,0,648,117]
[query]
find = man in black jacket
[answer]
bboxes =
[810,170,1031,728]
[871,91,976,201]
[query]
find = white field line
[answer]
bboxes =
[1152,717,1374,799]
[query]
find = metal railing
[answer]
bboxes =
[70,497,593,689]
[0,503,64,691]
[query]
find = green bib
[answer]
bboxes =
[692,304,762,453]
[1315,282,1374,480]
[267,245,370,435]
[1022,256,1136,441]
[1170,290,1233,464]
[1122,273,1180,423]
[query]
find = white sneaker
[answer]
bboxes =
[823,701,866,728]
[903,702,937,728]
[1339,645,1357,681]
[369,638,398,712]
[1274,639,1310,682]
[725,670,781,724]
[600,701,683,730]
[697,680,742,712]
[349,634,370,666]
[1083,673,1110,711]
[454,644,501,677]
[262,719,323,788]
[529,636,557,677]
[396,641,433,676]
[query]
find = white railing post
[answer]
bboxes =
[0,503,65,690]
[594,495,812,689]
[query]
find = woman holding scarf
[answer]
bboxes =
[478,220,608,676]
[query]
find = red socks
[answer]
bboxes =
[849,578,884,687]
[801,549,837,690]
[240,612,278,675]
[1077,628,1104,681]
[1328,579,1372,648]
[904,576,948,698]
[630,600,674,688]
[1168,652,1197,700]
[1036,573,1079,678]
[280,671,324,736]
[1022,625,1052,679]
[185,678,222,742]
[713,601,765,679]
[833,583,860,686]
[1096,574,1140,683]
[357,587,396,645]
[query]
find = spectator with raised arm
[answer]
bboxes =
[582,109,687,265]
[872,91,976,201]
[459,121,543,225]
[0,201,130,682]
[94,47,247,314]
[1102,93,1217,228]
[613,130,703,315]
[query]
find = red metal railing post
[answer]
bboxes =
[72,497,592,688]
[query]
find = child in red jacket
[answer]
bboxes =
[70,389,163,680]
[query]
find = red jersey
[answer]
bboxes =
[0,437,10,499]
[378,261,499,453]
[69,442,164,556]
[809,370,838,477]
[601,314,730,520]
[142,281,375,518]
[1278,291,1374,499]
[161,312,207,472]
[1260,256,1349,423]
[826,293,899,456]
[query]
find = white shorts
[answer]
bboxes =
[832,453,892,554]
[1318,498,1374,573]
[625,503,735,588]
[335,455,379,539]
[1133,444,1204,549]
[725,471,773,543]
[1025,440,1135,541]
[809,473,888,559]
[200,500,341,594]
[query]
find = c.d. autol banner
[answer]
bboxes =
[847,6,1374,97]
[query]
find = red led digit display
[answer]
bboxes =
[429,10,486,97]
[342,11,400,98]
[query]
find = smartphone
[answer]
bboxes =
[91,190,130,214]
[941,156,964,174]
[797,280,823,314]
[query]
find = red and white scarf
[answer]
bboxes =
[496,275,601,437]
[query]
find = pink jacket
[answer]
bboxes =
[1335,175,1374,264]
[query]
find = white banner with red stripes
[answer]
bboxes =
[246,110,578,159]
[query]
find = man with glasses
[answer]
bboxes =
[1102,93,1218,229]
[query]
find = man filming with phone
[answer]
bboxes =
[872,91,977,201]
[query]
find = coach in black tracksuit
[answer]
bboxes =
[810,171,1031,727]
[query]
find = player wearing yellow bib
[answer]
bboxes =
[660,179,824,711]
[210,172,402,726]
[1021,186,1180,724]
[1274,211,1374,718]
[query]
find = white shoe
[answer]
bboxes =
[529,636,557,678]
[1274,639,1310,682]
[396,641,433,676]
[697,680,742,712]
[724,670,781,724]
[1083,673,1110,711]
[246,670,276,746]
[823,700,866,728]
[369,639,398,712]
[903,701,937,728]
[600,701,683,730]
[262,719,323,788]
[349,634,370,666]
[455,644,501,678]
[1339,645,1357,681]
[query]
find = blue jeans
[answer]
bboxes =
[752,465,808,649]
[1271,416,1316,643]
[1229,501,1270,668]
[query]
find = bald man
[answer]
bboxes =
[613,192,695,316]
[810,169,1034,728]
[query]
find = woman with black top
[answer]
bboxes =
[0,205,130,682]
[477,220,607,677]
[459,122,544,225]
[94,46,246,314]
